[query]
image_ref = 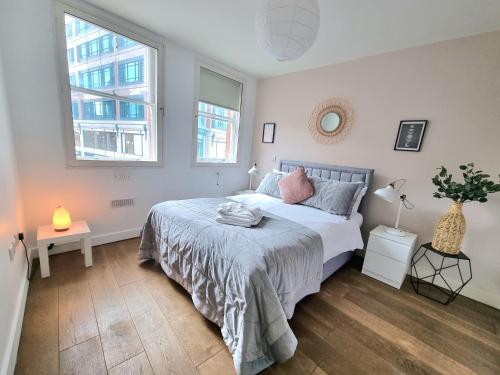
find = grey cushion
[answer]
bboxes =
[256,172,283,198]
[301,177,364,217]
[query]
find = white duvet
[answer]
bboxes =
[228,193,364,263]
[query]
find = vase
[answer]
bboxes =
[431,202,466,254]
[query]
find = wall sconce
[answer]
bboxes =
[53,206,71,231]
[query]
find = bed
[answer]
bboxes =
[139,160,374,375]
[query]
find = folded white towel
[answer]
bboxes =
[215,213,263,228]
[217,202,261,219]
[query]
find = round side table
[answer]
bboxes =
[410,242,472,305]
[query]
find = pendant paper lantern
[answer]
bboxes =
[256,0,320,61]
[53,206,72,231]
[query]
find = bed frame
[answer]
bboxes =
[278,160,375,281]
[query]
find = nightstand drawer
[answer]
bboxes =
[367,235,411,263]
[362,250,407,287]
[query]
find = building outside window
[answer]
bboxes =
[117,36,137,50]
[79,64,114,89]
[58,7,161,165]
[65,22,74,39]
[82,130,117,152]
[71,102,79,120]
[118,57,144,86]
[77,34,113,61]
[120,96,145,120]
[75,19,94,35]
[67,48,75,64]
[83,99,116,120]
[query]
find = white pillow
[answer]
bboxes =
[350,187,367,219]
[255,172,283,198]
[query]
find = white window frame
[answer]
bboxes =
[54,0,165,167]
[192,60,246,167]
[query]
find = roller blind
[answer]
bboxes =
[199,67,242,111]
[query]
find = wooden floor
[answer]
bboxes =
[15,238,500,375]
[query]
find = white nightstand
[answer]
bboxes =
[234,189,256,195]
[36,220,92,278]
[362,225,417,289]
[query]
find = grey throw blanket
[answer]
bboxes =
[139,198,323,374]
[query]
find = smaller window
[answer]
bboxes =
[67,48,75,64]
[83,99,116,120]
[75,19,94,35]
[79,64,114,89]
[120,96,144,120]
[71,102,79,119]
[65,21,73,39]
[118,57,144,86]
[123,132,144,156]
[82,130,117,153]
[76,34,113,61]
[116,36,137,49]
[195,66,242,164]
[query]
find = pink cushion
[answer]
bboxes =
[278,166,314,204]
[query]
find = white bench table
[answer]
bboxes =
[36,220,92,278]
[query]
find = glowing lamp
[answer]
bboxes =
[53,206,71,231]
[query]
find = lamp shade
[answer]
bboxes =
[374,185,400,203]
[248,163,258,175]
[256,0,320,61]
[53,206,71,231]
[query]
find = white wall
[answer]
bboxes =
[0,0,257,247]
[252,31,500,308]
[0,49,28,375]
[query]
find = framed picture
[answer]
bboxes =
[394,120,428,151]
[262,122,276,143]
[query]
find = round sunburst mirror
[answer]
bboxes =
[308,98,353,144]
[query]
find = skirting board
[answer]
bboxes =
[3,228,141,375]
[404,252,500,309]
[1,264,29,375]
[407,266,500,310]
[30,227,141,258]
[358,249,500,310]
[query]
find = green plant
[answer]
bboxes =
[432,163,500,203]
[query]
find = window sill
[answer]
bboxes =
[192,160,240,168]
[67,159,162,168]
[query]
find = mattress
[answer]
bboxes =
[229,193,364,263]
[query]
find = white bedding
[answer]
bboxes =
[228,193,364,263]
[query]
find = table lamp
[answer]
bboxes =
[374,179,414,236]
[248,163,258,190]
[53,206,71,231]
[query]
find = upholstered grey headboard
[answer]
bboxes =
[279,160,375,212]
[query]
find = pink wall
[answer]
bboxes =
[252,31,500,307]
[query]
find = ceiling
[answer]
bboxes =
[85,0,500,78]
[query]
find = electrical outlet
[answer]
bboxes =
[272,154,277,162]
[114,171,131,182]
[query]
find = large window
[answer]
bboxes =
[56,3,162,166]
[195,66,243,164]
